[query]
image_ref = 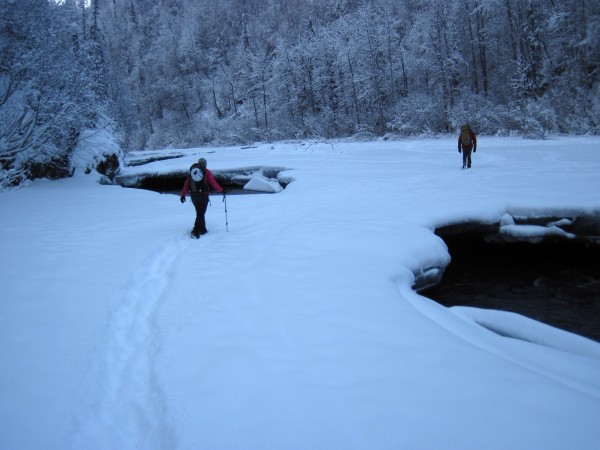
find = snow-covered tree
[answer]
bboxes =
[4,0,594,167]
[0,0,109,188]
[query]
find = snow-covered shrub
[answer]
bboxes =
[351,124,378,142]
[95,154,121,180]
[0,167,26,191]
[523,99,556,137]
[26,153,72,180]
[449,94,518,136]
[588,84,600,135]
[71,129,123,179]
[387,94,445,136]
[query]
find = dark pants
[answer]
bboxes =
[461,146,473,168]
[191,193,209,235]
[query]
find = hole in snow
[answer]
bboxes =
[421,215,600,343]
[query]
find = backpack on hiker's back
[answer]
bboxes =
[460,124,472,146]
[189,163,208,193]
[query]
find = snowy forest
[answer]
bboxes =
[1,0,599,188]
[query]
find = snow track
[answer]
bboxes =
[73,237,189,449]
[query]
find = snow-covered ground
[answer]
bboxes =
[1,136,599,449]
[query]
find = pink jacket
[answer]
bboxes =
[181,168,223,196]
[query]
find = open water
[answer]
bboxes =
[422,234,600,343]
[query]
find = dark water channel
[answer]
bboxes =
[116,167,289,196]
[422,232,600,343]
[126,173,243,195]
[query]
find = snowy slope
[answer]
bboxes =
[1,136,599,449]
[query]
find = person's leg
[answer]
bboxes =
[198,194,208,234]
[465,147,472,168]
[194,195,209,235]
[191,194,204,237]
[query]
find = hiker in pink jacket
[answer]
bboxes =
[180,158,224,238]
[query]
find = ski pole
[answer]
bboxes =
[223,192,229,232]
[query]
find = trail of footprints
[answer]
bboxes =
[76,237,188,449]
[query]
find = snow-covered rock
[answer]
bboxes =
[243,176,283,193]
[499,212,515,226]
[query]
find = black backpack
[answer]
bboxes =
[189,164,208,192]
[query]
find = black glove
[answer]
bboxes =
[180,196,186,203]
[473,147,477,153]
[458,148,461,153]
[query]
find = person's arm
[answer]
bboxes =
[472,131,477,151]
[180,177,190,199]
[458,135,462,152]
[206,170,223,193]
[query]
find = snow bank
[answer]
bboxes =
[1,136,600,450]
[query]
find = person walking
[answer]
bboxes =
[458,124,477,169]
[180,158,224,238]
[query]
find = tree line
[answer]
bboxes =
[1,0,599,187]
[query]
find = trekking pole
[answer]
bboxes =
[223,192,229,232]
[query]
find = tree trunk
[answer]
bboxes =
[212,79,223,119]
[505,0,518,63]
[475,3,489,95]
[252,95,259,128]
[346,53,360,126]
[385,10,396,103]
[262,73,268,129]
[465,0,480,94]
